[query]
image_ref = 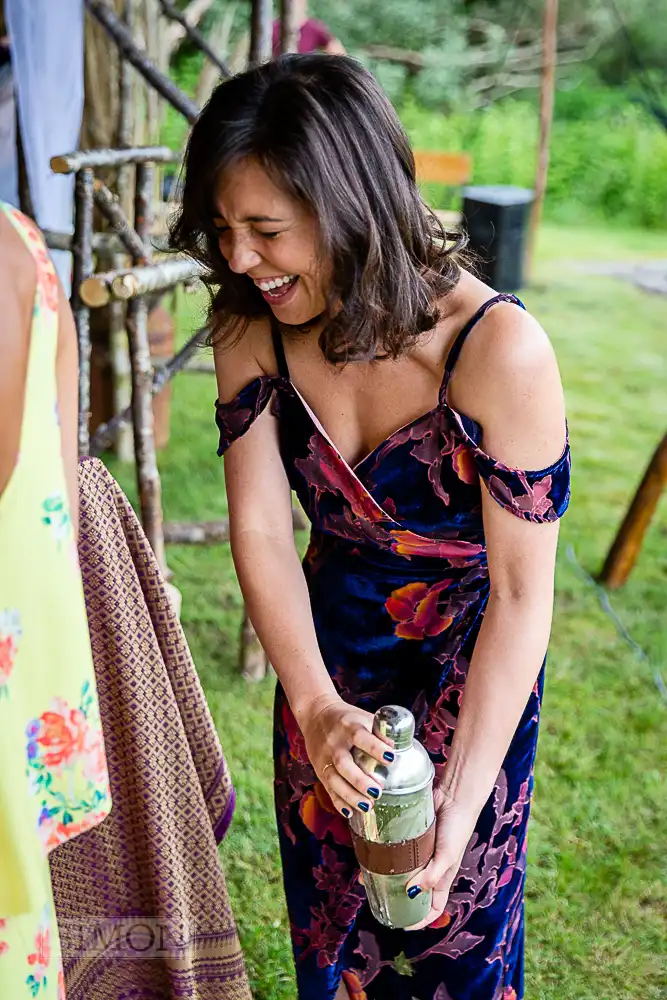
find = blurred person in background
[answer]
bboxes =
[273,0,345,57]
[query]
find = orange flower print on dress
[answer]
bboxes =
[451,443,478,485]
[26,907,52,996]
[385,580,454,640]
[26,681,111,852]
[300,781,351,847]
[342,969,368,999]
[0,610,21,695]
[428,909,452,929]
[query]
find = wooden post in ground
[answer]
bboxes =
[127,161,167,572]
[280,0,299,55]
[249,0,273,66]
[71,168,95,456]
[525,0,558,280]
[599,433,667,589]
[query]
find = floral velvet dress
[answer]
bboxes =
[215,294,570,1000]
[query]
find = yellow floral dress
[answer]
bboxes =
[0,204,112,999]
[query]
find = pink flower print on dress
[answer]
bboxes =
[0,918,9,956]
[487,471,556,522]
[25,906,52,996]
[0,609,22,695]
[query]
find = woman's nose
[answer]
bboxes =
[225,233,262,274]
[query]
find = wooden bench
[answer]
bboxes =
[413,150,472,228]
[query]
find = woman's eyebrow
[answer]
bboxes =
[212,214,285,225]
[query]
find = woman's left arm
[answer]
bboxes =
[406,303,567,928]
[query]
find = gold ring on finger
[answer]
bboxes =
[322,762,335,778]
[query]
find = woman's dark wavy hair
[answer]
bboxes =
[169,53,467,362]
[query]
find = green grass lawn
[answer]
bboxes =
[107,222,667,999]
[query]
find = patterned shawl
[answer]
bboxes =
[49,458,251,1000]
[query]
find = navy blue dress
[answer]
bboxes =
[215,294,571,1000]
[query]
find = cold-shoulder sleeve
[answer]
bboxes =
[446,406,571,524]
[214,376,279,456]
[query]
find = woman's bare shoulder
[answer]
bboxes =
[212,314,277,402]
[447,273,566,469]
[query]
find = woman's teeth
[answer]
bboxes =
[256,274,296,292]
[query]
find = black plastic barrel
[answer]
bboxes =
[461,185,534,291]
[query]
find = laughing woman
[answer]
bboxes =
[170,55,570,1000]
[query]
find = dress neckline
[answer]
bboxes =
[269,294,523,473]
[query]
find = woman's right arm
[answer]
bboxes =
[216,327,392,813]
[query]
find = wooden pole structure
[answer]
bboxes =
[158,0,232,78]
[80,258,202,308]
[126,161,167,571]
[525,0,558,279]
[85,0,200,123]
[51,145,178,174]
[89,326,208,455]
[249,0,273,66]
[93,178,152,263]
[279,0,299,54]
[599,433,667,589]
[71,168,95,456]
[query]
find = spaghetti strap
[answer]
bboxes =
[440,293,524,399]
[271,318,290,380]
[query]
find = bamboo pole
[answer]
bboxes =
[158,0,231,77]
[279,0,299,54]
[525,0,558,279]
[51,145,178,175]
[249,0,272,66]
[85,0,200,123]
[127,161,166,570]
[71,168,95,456]
[599,433,667,589]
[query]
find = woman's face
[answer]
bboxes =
[213,158,327,325]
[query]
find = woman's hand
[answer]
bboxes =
[298,694,395,817]
[404,786,479,930]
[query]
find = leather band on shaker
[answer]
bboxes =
[350,821,436,876]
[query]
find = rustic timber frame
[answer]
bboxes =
[43,0,305,679]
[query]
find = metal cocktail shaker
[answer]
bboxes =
[350,705,435,928]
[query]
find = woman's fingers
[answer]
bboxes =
[324,766,374,816]
[333,749,385,804]
[347,721,395,766]
[404,847,465,931]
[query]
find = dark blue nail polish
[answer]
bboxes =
[368,787,381,799]
[383,751,395,762]
[358,801,370,813]
[407,885,422,899]
[342,807,351,818]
